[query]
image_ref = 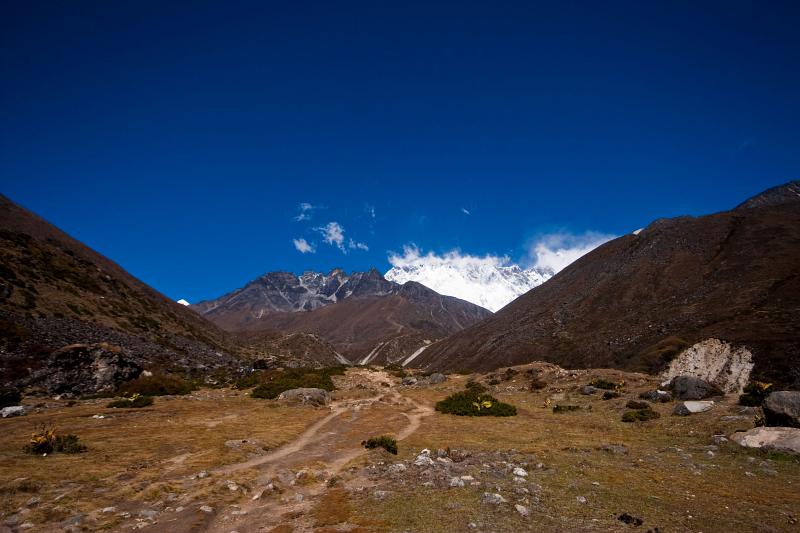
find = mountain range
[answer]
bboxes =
[192,269,492,365]
[384,256,551,312]
[2,181,798,390]
[415,181,800,388]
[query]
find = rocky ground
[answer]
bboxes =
[1,365,798,532]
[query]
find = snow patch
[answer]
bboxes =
[177,299,190,306]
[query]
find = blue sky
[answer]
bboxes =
[2,1,798,303]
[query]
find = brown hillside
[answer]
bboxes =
[416,182,800,388]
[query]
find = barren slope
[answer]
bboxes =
[417,183,800,388]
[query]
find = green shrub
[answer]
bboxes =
[739,381,773,407]
[602,391,621,400]
[0,386,22,408]
[553,404,581,413]
[362,435,398,455]
[622,409,660,422]
[24,426,86,455]
[107,394,153,408]
[251,367,344,400]
[435,388,517,417]
[589,379,624,390]
[234,371,264,390]
[118,373,194,396]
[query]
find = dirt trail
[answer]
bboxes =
[197,370,433,532]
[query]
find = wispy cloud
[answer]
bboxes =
[461,207,471,215]
[314,221,368,253]
[294,202,319,222]
[292,238,315,254]
[525,231,615,273]
[349,238,369,251]
[365,204,376,219]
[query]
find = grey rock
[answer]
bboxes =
[481,492,506,505]
[673,400,715,416]
[428,373,447,385]
[32,343,142,396]
[1,406,27,418]
[402,376,418,386]
[668,376,723,400]
[639,389,672,403]
[763,391,800,428]
[581,385,598,395]
[731,427,800,454]
[515,504,530,517]
[277,388,331,406]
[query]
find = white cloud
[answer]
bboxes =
[349,238,369,251]
[365,204,376,219]
[386,245,549,311]
[316,221,346,251]
[461,207,471,215]
[293,238,315,254]
[526,231,615,273]
[294,202,318,221]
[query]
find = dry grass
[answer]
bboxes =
[0,388,327,527]
[350,371,800,533]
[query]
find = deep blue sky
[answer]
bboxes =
[2,1,798,302]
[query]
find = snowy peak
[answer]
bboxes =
[385,256,551,312]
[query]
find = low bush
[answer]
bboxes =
[553,404,581,413]
[118,373,194,396]
[362,435,398,455]
[589,378,624,391]
[622,408,660,422]
[251,366,346,400]
[602,391,621,400]
[739,381,773,407]
[107,393,153,408]
[383,362,406,378]
[234,371,264,390]
[0,386,22,408]
[436,388,517,417]
[24,426,87,455]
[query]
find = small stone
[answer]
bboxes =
[481,492,506,505]
[515,504,530,517]
[1,406,27,418]
[139,510,157,520]
[576,496,587,504]
[512,467,528,477]
[199,505,214,513]
[101,506,116,514]
[197,471,209,479]
[450,477,465,488]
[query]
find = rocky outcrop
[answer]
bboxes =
[668,376,723,400]
[660,339,753,393]
[276,388,331,406]
[29,343,142,396]
[731,427,800,454]
[762,391,800,428]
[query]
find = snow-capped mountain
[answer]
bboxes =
[176,299,190,306]
[385,256,552,312]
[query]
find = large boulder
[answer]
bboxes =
[659,339,754,393]
[30,343,142,396]
[277,388,331,406]
[1,405,27,418]
[731,427,800,454]
[762,391,800,428]
[668,375,723,400]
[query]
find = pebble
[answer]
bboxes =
[515,504,530,517]
[199,505,214,513]
[576,496,587,504]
